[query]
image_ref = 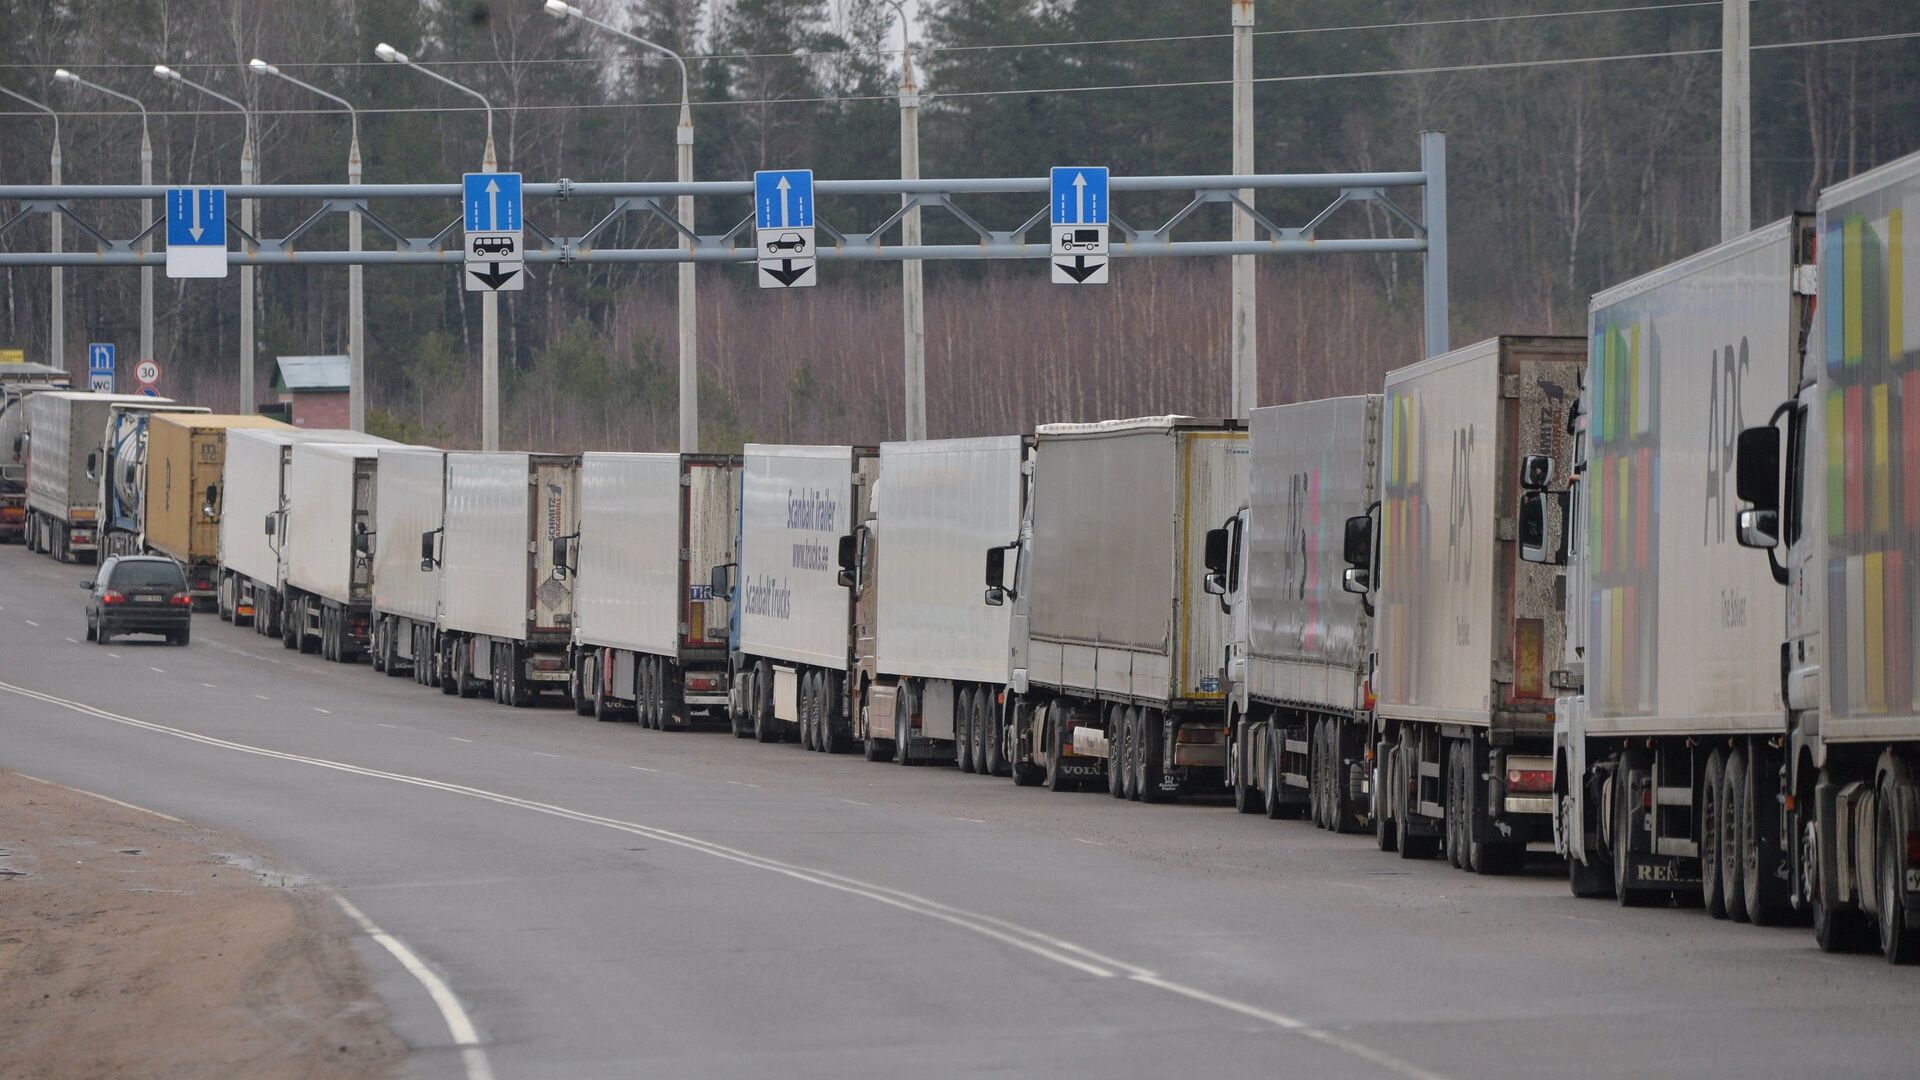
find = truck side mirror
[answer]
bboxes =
[1342,568,1370,594]
[1518,490,1564,565]
[263,513,276,537]
[985,546,1006,589]
[352,521,371,555]
[85,451,99,480]
[419,529,437,571]
[202,482,219,520]
[1735,425,1780,511]
[1342,514,1372,568]
[551,535,570,571]
[1204,526,1228,574]
[1737,509,1779,550]
[709,562,734,601]
[1203,572,1226,597]
[1520,454,1554,491]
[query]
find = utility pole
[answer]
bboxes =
[1720,0,1751,241]
[2,88,61,372]
[888,0,926,441]
[58,72,154,372]
[1229,0,1256,419]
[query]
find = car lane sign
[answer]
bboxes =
[755,169,818,290]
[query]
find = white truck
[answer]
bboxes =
[852,436,1025,766]
[1343,337,1583,872]
[23,391,176,562]
[1209,396,1382,830]
[220,427,387,635]
[565,452,740,727]
[283,440,395,662]
[985,417,1247,797]
[717,444,878,745]
[1541,217,1810,912]
[1,370,72,543]
[369,447,446,684]
[430,452,579,707]
[1734,150,1920,961]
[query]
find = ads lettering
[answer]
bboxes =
[1703,338,1749,544]
[742,574,793,619]
[786,488,840,533]
[1283,471,1312,600]
[1448,424,1475,585]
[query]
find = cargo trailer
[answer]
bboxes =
[96,400,212,560]
[370,447,446,684]
[853,436,1024,767]
[1209,396,1381,830]
[283,440,391,662]
[0,375,70,542]
[22,390,176,562]
[1543,217,1810,910]
[564,453,740,727]
[432,452,579,707]
[1734,149,1920,961]
[1342,337,1583,872]
[985,417,1247,798]
[141,413,292,608]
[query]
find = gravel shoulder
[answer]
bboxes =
[0,769,401,1080]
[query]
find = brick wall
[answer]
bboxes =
[291,391,349,429]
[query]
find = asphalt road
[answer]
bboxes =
[4,543,1918,1080]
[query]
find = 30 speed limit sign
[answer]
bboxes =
[135,359,161,386]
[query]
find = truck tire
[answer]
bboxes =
[1010,702,1043,787]
[1877,781,1918,964]
[1613,753,1661,906]
[1722,747,1751,923]
[1139,710,1170,804]
[1375,740,1399,851]
[983,694,1006,776]
[970,691,989,774]
[1569,841,1615,899]
[572,653,593,715]
[1123,708,1142,801]
[1743,745,1794,926]
[895,689,914,765]
[1108,705,1128,799]
[1701,748,1728,917]
[1328,722,1359,835]
[1263,727,1291,819]
[1444,742,1465,869]
[1043,711,1070,792]
[953,689,972,769]
[1231,721,1258,814]
[733,668,756,738]
[753,661,779,743]
[801,671,819,750]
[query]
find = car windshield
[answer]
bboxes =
[110,562,185,590]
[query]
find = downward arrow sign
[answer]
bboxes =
[472,262,520,290]
[189,191,204,241]
[1055,255,1104,283]
[762,258,813,287]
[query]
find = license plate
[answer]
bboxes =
[133,595,163,603]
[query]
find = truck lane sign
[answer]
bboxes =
[754,169,817,289]
[165,187,228,279]
[464,171,526,292]
[1050,166,1110,285]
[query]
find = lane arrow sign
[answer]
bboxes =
[472,262,520,290]
[762,259,813,288]
[486,179,500,229]
[189,191,204,241]
[1054,255,1105,283]
[1073,172,1087,224]
[777,176,792,227]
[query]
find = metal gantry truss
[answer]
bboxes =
[0,131,1450,351]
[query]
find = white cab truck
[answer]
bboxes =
[96,400,211,559]
[430,452,579,707]
[718,444,878,745]
[1542,217,1811,911]
[1209,396,1382,829]
[565,452,740,728]
[852,436,1025,767]
[369,447,446,684]
[1343,337,1583,872]
[220,427,386,636]
[985,417,1247,797]
[283,440,396,663]
[1733,151,1920,961]
[23,391,177,562]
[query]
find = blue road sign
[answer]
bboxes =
[165,188,227,246]
[1050,166,1109,227]
[464,172,523,233]
[88,342,115,376]
[754,170,815,230]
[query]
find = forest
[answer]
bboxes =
[0,0,1914,449]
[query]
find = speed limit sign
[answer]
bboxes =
[135,359,161,386]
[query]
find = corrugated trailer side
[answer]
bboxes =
[370,446,445,683]
[575,452,682,658]
[144,414,290,604]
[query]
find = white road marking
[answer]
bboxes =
[952,817,988,824]
[726,780,760,788]
[64,637,77,644]
[630,766,658,773]
[107,652,121,659]
[450,736,474,744]
[376,722,397,729]
[532,752,560,759]
[313,708,333,715]
[332,893,494,1080]
[201,683,217,689]
[839,798,871,806]
[1073,838,1107,846]
[253,694,271,701]
[24,619,38,627]
[0,678,1444,1080]
[17,772,184,823]
[149,667,166,674]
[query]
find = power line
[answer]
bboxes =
[4,28,1914,121]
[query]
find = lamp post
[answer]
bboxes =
[883,0,925,441]
[55,70,154,383]
[2,86,62,374]
[376,43,501,451]
[541,0,699,452]
[249,60,366,432]
[154,64,256,413]
[1229,0,1256,419]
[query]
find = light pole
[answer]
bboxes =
[541,0,699,452]
[154,64,256,413]
[377,43,501,451]
[250,60,366,432]
[55,70,154,380]
[884,0,925,440]
[1229,0,1256,419]
[2,86,62,374]
[1720,0,1751,241]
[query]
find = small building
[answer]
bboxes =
[270,354,350,428]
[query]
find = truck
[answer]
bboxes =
[565,452,741,726]
[22,390,177,562]
[96,400,213,560]
[1342,337,1583,873]
[0,368,72,542]
[716,444,878,745]
[220,426,387,634]
[369,447,446,684]
[283,440,395,662]
[429,452,579,707]
[984,417,1247,797]
[1209,396,1382,830]
[141,413,293,608]
[1733,150,1920,961]
[851,436,1025,767]
[1541,218,1810,910]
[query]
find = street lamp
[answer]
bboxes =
[376,43,501,451]
[154,64,258,414]
[55,69,154,380]
[883,0,926,441]
[249,59,367,433]
[541,0,700,453]
[1,85,63,374]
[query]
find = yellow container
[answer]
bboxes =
[144,413,291,574]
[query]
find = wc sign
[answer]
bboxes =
[88,342,115,394]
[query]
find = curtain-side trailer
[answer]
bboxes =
[370,447,446,684]
[24,391,175,562]
[1,376,72,542]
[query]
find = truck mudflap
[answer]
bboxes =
[1620,851,1702,893]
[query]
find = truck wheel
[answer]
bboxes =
[1329,724,1359,835]
[1397,743,1439,859]
[1108,705,1128,799]
[1374,740,1398,851]
[1701,748,1728,917]
[1230,722,1257,814]
[573,654,595,716]
[895,690,914,766]
[440,639,459,695]
[1807,808,1874,952]
[1139,710,1170,804]
[1123,708,1143,801]
[753,661,779,743]
[1569,844,1615,899]
[1613,753,1660,906]
[507,645,531,708]
[801,671,819,750]
[1722,747,1751,923]
[733,669,756,738]
[1009,702,1043,787]
[1262,727,1289,819]
[1043,711,1071,792]
[459,641,482,699]
[1443,742,1463,868]
[1877,782,1918,964]
[984,695,1006,776]
[1743,746,1794,925]
[821,672,845,753]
